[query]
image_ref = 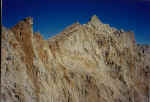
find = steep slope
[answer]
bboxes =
[1,15,150,102]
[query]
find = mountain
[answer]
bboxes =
[1,15,150,102]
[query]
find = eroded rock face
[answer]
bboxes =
[1,15,150,102]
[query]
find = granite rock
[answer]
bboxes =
[1,15,150,102]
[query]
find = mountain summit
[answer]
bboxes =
[1,16,150,102]
[87,15,103,29]
[89,15,102,25]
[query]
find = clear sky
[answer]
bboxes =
[2,0,150,44]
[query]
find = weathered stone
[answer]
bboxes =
[1,15,150,102]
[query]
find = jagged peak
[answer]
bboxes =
[10,17,34,42]
[11,17,33,32]
[23,17,33,25]
[88,15,103,28]
[90,15,102,23]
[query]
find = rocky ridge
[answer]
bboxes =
[1,15,150,102]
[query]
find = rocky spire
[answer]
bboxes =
[23,17,33,25]
[10,17,35,70]
[11,17,33,42]
[88,15,103,28]
[90,15,102,23]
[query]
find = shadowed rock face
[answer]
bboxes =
[1,15,150,102]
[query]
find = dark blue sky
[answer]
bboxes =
[2,0,150,44]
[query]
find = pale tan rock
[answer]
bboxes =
[1,15,150,102]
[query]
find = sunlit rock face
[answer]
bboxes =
[1,15,150,102]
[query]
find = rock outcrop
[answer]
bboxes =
[1,15,150,102]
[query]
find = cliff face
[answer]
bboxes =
[1,16,150,102]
